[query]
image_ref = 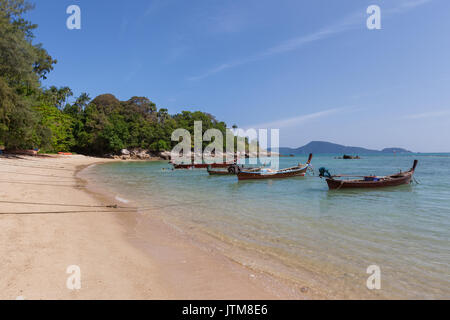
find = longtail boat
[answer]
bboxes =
[321,160,418,190]
[207,165,261,176]
[237,154,313,181]
[8,149,39,156]
[173,163,231,169]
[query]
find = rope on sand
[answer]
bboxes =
[0,170,74,179]
[0,209,136,216]
[0,200,206,215]
[0,200,132,209]
[0,163,72,171]
[0,180,84,188]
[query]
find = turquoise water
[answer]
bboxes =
[85,154,450,299]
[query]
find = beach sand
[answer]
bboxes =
[0,154,309,300]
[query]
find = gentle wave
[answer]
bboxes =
[86,154,450,299]
[115,196,130,204]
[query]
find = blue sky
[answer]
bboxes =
[28,0,450,152]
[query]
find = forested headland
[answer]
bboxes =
[0,0,228,156]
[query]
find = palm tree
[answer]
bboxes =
[157,108,169,123]
[55,87,73,109]
[74,93,91,112]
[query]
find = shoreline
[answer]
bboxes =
[0,154,170,299]
[78,160,316,299]
[0,154,310,299]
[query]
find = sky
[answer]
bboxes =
[27,0,450,152]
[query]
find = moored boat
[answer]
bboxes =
[7,149,39,156]
[237,154,313,181]
[173,162,231,169]
[321,160,418,190]
[207,164,261,176]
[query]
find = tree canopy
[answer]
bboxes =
[0,0,229,155]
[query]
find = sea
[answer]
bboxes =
[83,154,450,299]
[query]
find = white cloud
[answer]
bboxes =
[187,20,356,81]
[245,107,350,129]
[387,0,433,14]
[189,0,433,81]
[405,110,450,119]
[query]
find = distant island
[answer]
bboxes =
[274,141,412,156]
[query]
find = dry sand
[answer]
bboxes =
[0,154,306,300]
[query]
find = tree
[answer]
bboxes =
[91,94,121,114]
[0,0,56,89]
[0,78,49,149]
[127,96,156,114]
[0,0,56,149]
[75,93,90,110]
[34,104,75,152]
[157,108,169,123]
[0,1,231,155]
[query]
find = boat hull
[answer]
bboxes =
[237,167,308,180]
[326,173,413,190]
[324,160,418,190]
[208,165,258,176]
[207,170,234,176]
[173,163,231,169]
[237,153,313,181]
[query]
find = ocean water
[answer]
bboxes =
[84,154,450,299]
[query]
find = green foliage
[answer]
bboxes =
[0,0,56,89]
[40,86,73,109]
[67,94,228,155]
[34,104,75,152]
[0,0,230,155]
[0,0,56,149]
[0,77,47,149]
[150,140,170,152]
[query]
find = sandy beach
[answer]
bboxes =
[0,154,308,300]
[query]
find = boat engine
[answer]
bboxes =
[228,164,241,174]
[319,167,332,178]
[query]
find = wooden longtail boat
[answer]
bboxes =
[207,168,234,175]
[7,149,39,156]
[237,154,313,181]
[323,160,418,190]
[207,165,261,176]
[173,163,231,169]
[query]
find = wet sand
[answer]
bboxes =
[0,154,310,300]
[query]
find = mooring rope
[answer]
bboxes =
[0,163,72,171]
[0,200,132,209]
[0,209,136,216]
[0,200,209,215]
[0,180,84,188]
[0,170,74,179]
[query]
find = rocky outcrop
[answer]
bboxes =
[159,151,171,160]
[109,149,172,161]
[108,149,279,161]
